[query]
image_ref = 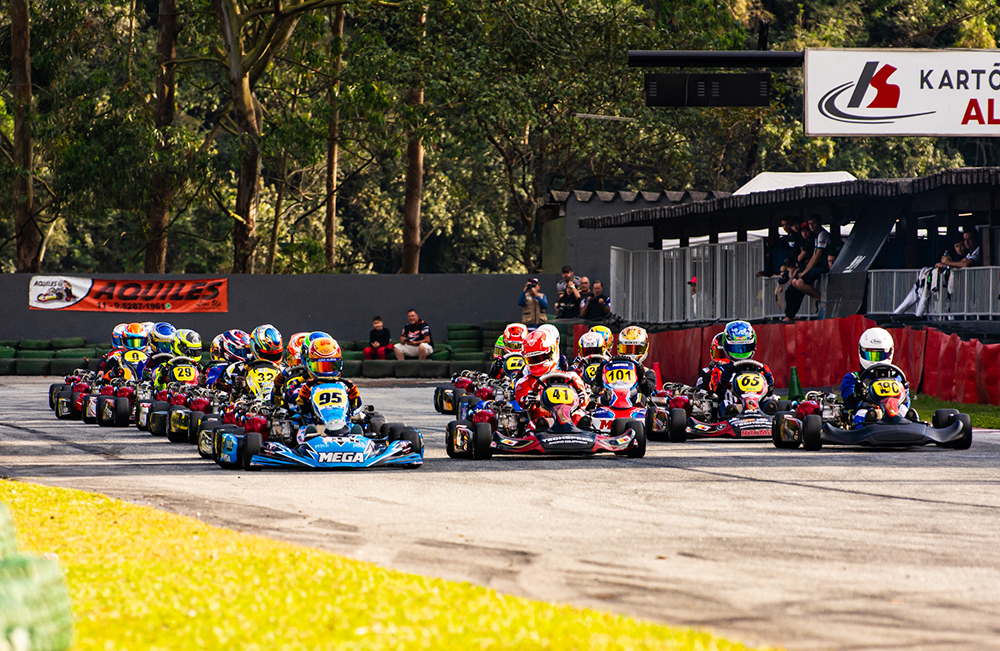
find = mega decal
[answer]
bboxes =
[805,49,1000,136]
[29,276,228,312]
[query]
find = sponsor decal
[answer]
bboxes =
[29,276,228,312]
[544,435,591,445]
[806,49,1000,136]
[318,452,366,463]
[740,429,771,438]
[693,423,713,432]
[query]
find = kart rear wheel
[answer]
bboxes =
[81,395,98,424]
[187,411,205,445]
[55,390,74,420]
[771,411,800,449]
[49,384,68,410]
[97,396,116,427]
[451,390,468,416]
[932,408,960,429]
[644,408,661,441]
[149,401,169,435]
[113,396,131,427]
[624,419,646,458]
[399,427,423,460]
[149,410,169,436]
[381,422,406,439]
[241,431,262,471]
[802,414,823,451]
[776,399,792,413]
[472,422,493,460]
[668,408,688,442]
[135,399,152,431]
[166,406,189,443]
[433,387,446,414]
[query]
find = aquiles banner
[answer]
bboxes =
[805,48,1000,136]
[29,276,228,313]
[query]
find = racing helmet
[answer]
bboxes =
[172,329,202,358]
[250,324,283,363]
[141,321,156,336]
[589,325,613,355]
[523,328,559,377]
[111,323,128,348]
[300,331,333,363]
[150,322,177,354]
[493,335,505,361]
[122,323,148,351]
[859,327,894,370]
[617,326,649,363]
[723,320,756,360]
[285,332,309,367]
[304,336,343,380]
[502,323,528,355]
[711,332,728,363]
[577,331,604,358]
[209,334,227,362]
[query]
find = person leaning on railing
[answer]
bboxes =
[936,230,982,269]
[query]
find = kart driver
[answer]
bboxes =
[225,324,283,399]
[708,320,775,416]
[294,335,362,423]
[589,325,614,356]
[99,322,147,378]
[142,322,178,381]
[514,327,589,426]
[695,333,728,391]
[488,323,529,380]
[840,327,912,425]
[594,326,657,404]
[150,329,203,390]
[571,330,608,386]
[273,332,310,407]
[203,329,251,390]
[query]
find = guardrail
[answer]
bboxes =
[868,267,1000,318]
[610,241,823,324]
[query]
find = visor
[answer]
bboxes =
[259,349,283,363]
[580,346,603,357]
[860,348,889,363]
[726,342,754,359]
[505,341,523,353]
[124,335,146,350]
[619,343,646,356]
[309,358,343,377]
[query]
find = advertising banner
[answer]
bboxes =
[805,48,1000,136]
[29,276,228,313]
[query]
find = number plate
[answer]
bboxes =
[735,373,765,393]
[504,356,525,373]
[872,379,903,398]
[602,362,636,387]
[172,365,198,382]
[312,386,347,407]
[544,386,576,405]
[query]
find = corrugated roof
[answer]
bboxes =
[579,167,1000,230]
[546,189,728,206]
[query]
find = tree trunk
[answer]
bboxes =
[400,10,426,274]
[145,0,180,273]
[325,5,345,271]
[11,0,40,273]
[266,151,288,274]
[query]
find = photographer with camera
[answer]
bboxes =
[555,265,582,318]
[518,277,549,328]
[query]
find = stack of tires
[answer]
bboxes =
[0,337,105,377]
[0,504,73,651]
[480,321,508,357]
[447,324,486,363]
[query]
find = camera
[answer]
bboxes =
[527,279,538,287]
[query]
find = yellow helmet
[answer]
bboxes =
[617,326,649,363]
[589,325,613,355]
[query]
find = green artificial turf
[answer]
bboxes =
[911,394,1000,430]
[1,480,771,651]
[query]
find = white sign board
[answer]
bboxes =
[805,48,1000,136]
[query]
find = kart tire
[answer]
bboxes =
[149,401,169,435]
[802,414,823,451]
[771,411,800,449]
[451,390,467,416]
[776,400,792,413]
[242,431,262,471]
[97,396,116,427]
[55,390,74,420]
[932,408,960,429]
[135,399,153,431]
[114,396,131,427]
[610,418,629,439]
[938,413,973,450]
[149,410,169,436]
[381,422,406,439]
[668,408,688,442]
[214,427,245,467]
[472,422,493,460]
[624,419,646,459]
[187,411,205,445]
[644,408,661,441]
[433,387,444,413]
[368,415,386,437]
[81,394,98,424]
[49,384,68,410]
[166,406,189,443]
[445,421,462,458]
[400,427,423,458]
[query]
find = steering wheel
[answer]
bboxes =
[857,362,907,388]
[731,359,765,373]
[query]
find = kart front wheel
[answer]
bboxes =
[802,414,823,451]
[932,408,960,429]
[937,412,973,450]
[472,422,493,460]
[187,411,205,445]
[241,432,262,471]
[81,395,98,424]
[771,412,800,449]
[625,419,646,458]
[776,399,792,413]
[49,384,68,410]
[668,409,688,442]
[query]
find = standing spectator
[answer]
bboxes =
[785,216,830,322]
[581,280,611,320]
[394,309,434,360]
[576,277,592,308]
[555,265,582,318]
[519,277,549,327]
[363,316,394,360]
[936,230,981,268]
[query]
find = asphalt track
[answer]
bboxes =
[3,376,1000,651]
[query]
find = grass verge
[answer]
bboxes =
[1,480,769,651]
[912,394,1000,429]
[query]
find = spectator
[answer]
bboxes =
[519,277,549,327]
[581,280,611,320]
[394,309,433,360]
[758,217,797,277]
[555,265,582,318]
[576,277,592,307]
[785,215,830,322]
[936,230,981,269]
[363,316,394,360]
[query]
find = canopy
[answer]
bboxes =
[733,171,857,196]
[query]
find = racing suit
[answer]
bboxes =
[695,362,725,392]
[274,364,309,408]
[142,352,174,382]
[513,371,590,427]
[840,369,911,426]
[295,378,362,424]
[97,347,128,376]
[201,361,231,390]
[151,356,201,391]
[709,360,775,416]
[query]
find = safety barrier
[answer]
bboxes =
[610,241,823,324]
[868,267,1000,319]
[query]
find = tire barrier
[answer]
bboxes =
[0,503,73,651]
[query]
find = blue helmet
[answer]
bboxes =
[723,320,756,360]
[150,322,177,354]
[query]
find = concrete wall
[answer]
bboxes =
[565,196,653,287]
[0,273,561,345]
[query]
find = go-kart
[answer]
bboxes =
[574,353,609,387]
[587,359,647,433]
[435,354,525,417]
[772,363,972,450]
[53,350,148,427]
[446,371,645,459]
[216,380,422,470]
[649,360,789,441]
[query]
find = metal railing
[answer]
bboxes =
[610,241,827,324]
[869,267,1000,319]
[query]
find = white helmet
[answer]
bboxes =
[537,324,561,348]
[859,327,894,370]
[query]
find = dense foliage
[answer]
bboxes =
[1,0,997,274]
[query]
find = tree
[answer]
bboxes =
[11,0,39,272]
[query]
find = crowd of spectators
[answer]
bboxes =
[760,215,836,323]
[549,266,611,323]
